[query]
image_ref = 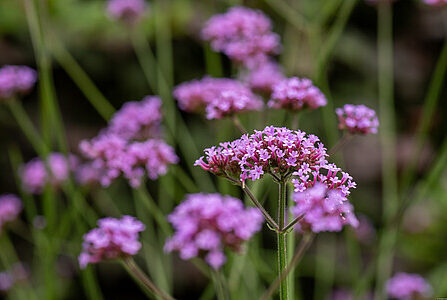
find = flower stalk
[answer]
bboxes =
[123,257,176,300]
[261,233,315,300]
[277,180,288,300]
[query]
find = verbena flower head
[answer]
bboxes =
[269,77,327,111]
[336,104,379,135]
[107,0,146,25]
[244,61,285,94]
[292,182,358,233]
[0,194,22,232]
[202,6,280,67]
[0,65,37,100]
[205,88,263,120]
[107,96,162,140]
[423,0,447,5]
[79,134,178,187]
[79,215,145,268]
[196,126,329,183]
[386,273,432,300]
[164,193,264,269]
[173,77,261,117]
[20,153,75,194]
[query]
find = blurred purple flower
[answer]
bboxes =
[79,215,145,268]
[244,60,285,94]
[173,77,262,118]
[79,134,178,187]
[75,162,103,187]
[20,153,75,194]
[195,126,328,183]
[107,96,162,140]
[205,88,263,120]
[269,77,327,111]
[202,6,280,67]
[423,0,447,5]
[0,263,29,293]
[386,273,432,300]
[336,104,379,135]
[164,193,264,269]
[292,182,358,233]
[0,194,22,232]
[0,272,13,293]
[0,65,37,100]
[107,0,146,25]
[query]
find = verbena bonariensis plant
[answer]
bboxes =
[1,0,444,299]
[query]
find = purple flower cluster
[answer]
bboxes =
[0,263,29,293]
[20,153,75,194]
[423,0,447,5]
[386,273,432,300]
[244,61,285,94]
[164,193,264,269]
[205,88,263,120]
[173,77,263,119]
[0,65,37,100]
[202,6,280,67]
[79,216,145,268]
[78,95,178,187]
[80,135,178,187]
[269,77,327,111]
[195,126,328,183]
[107,96,162,140]
[0,195,22,232]
[107,0,146,25]
[292,182,358,233]
[291,163,356,198]
[336,104,379,135]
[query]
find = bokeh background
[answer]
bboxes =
[0,0,446,299]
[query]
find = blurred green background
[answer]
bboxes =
[0,0,446,299]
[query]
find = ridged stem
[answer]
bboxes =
[277,180,288,300]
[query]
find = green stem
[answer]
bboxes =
[291,113,300,130]
[315,0,357,148]
[7,99,49,156]
[123,257,175,300]
[374,2,398,299]
[232,115,247,134]
[400,41,447,191]
[327,132,352,156]
[277,181,288,300]
[237,181,278,231]
[50,36,116,120]
[263,0,308,33]
[130,27,216,193]
[261,234,314,300]
[212,270,229,300]
[130,28,158,93]
[134,185,172,236]
[315,0,358,81]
